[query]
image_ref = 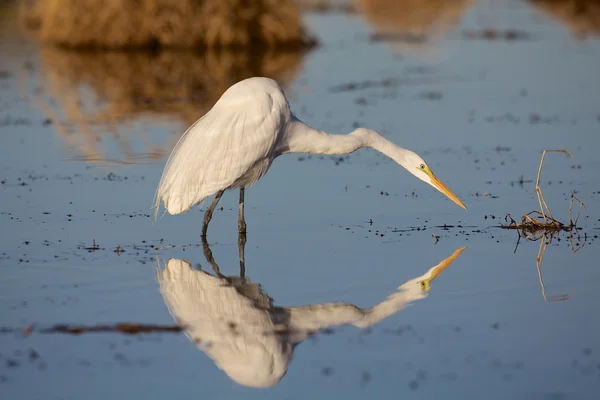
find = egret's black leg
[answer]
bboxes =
[202,190,224,238]
[201,235,224,278]
[238,187,247,234]
[238,231,246,278]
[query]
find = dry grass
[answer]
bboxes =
[31,48,305,164]
[530,0,600,38]
[20,0,316,49]
[355,0,474,38]
[500,149,588,302]
[352,0,475,60]
[501,150,586,241]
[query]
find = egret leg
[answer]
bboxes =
[238,187,247,234]
[202,190,224,238]
[238,231,246,278]
[201,235,224,278]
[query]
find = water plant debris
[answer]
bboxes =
[499,149,588,302]
[500,149,586,243]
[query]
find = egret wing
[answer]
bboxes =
[155,93,283,216]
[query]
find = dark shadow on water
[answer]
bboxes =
[156,239,467,388]
[30,48,309,165]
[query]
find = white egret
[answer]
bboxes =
[154,77,466,236]
[157,245,467,388]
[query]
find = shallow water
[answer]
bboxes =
[2,1,600,399]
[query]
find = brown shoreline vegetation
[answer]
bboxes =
[33,48,306,164]
[19,0,317,50]
[355,0,475,41]
[529,0,600,38]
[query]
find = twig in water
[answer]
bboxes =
[499,149,588,302]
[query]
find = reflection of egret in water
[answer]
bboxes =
[530,0,600,38]
[355,0,475,60]
[156,240,467,388]
[34,48,306,165]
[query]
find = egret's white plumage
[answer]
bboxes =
[155,78,288,215]
[154,77,466,228]
[156,246,466,387]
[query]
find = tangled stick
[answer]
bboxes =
[500,149,588,302]
[502,149,586,242]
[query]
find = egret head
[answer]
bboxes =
[404,152,466,210]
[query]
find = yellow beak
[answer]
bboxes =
[420,245,467,291]
[430,174,467,210]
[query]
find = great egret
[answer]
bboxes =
[154,77,466,236]
[157,243,467,387]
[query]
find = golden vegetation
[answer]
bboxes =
[33,48,306,164]
[530,0,600,38]
[355,0,474,39]
[353,0,475,59]
[20,0,316,49]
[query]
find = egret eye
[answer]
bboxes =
[419,164,426,170]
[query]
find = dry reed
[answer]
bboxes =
[352,0,474,60]
[530,0,600,38]
[500,149,588,302]
[20,0,316,49]
[355,0,474,39]
[501,150,586,240]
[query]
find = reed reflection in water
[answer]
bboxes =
[529,0,600,38]
[157,240,467,388]
[34,48,307,165]
[355,0,476,59]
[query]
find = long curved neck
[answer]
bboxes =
[280,117,410,168]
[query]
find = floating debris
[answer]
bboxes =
[81,239,101,252]
[329,75,462,93]
[462,29,531,41]
[1,323,184,336]
[432,232,440,246]
[500,149,588,302]
[501,150,586,241]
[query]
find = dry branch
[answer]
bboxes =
[500,149,588,302]
[501,149,586,240]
